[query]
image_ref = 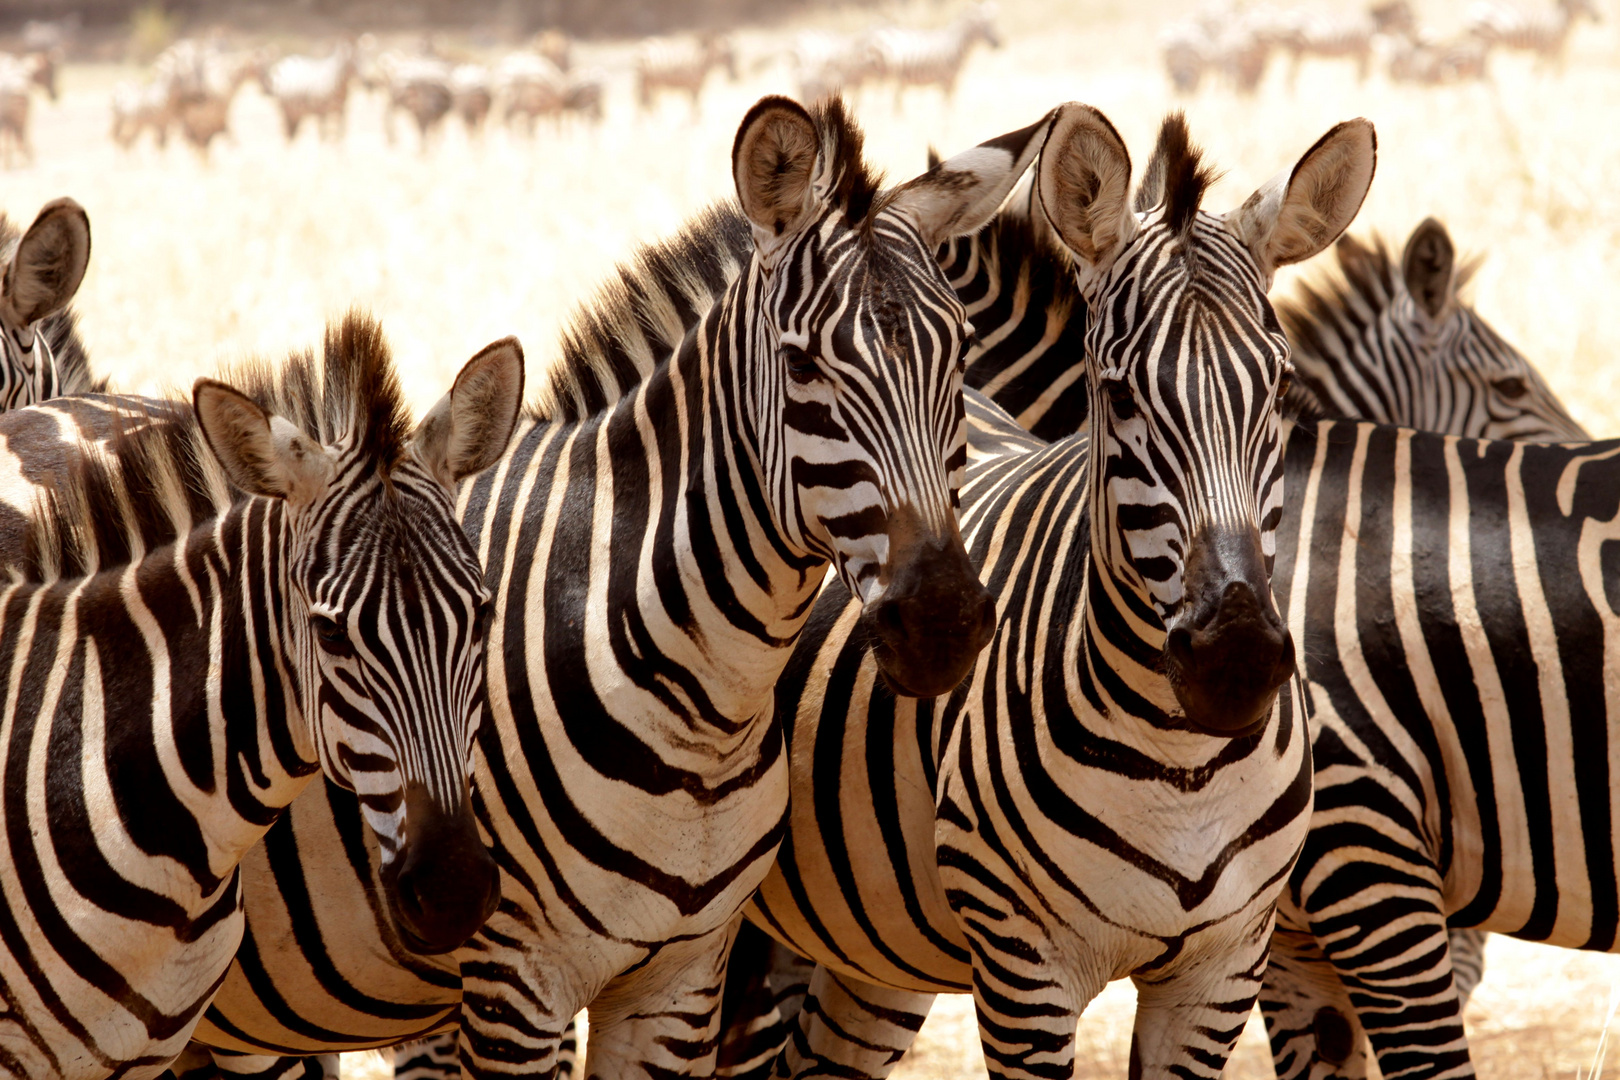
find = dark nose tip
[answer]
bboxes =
[862,547,995,699]
[1165,578,1294,737]
[386,788,501,955]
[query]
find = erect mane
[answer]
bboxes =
[0,211,103,397]
[1133,112,1218,242]
[529,95,888,426]
[531,203,754,424]
[809,95,884,228]
[18,311,412,582]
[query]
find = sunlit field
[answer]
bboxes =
[15,0,1620,1075]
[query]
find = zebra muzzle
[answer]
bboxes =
[1162,528,1295,737]
[861,514,995,699]
[383,783,501,955]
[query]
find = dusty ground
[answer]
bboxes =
[14,0,1620,1075]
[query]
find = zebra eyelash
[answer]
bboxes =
[310,613,354,657]
[781,343,823,385]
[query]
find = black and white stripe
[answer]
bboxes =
[715,105,1376,1080]
[93,98,1053,1079]
[0,313,517,1079]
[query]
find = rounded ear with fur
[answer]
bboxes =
[733,96,821,265]
[194,379,335,508]
[1035,102,1138,295]
[1226,118,1376,286]
[1,198,91,331]
[887,110,1055,248]
[1402,217,1455,320]
[411,337,526,489]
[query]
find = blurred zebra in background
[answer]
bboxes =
[870,2,1000,105]
[634,34,737,117]
[1467,0,1600,64]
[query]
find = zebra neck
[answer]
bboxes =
[56,498,318,904]
[1074,555,1189,731]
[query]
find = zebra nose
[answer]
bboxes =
[861,524,995,699]
[1165,578,1294,737]
[385,784,500,955]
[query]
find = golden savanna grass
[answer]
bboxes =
[15,0,1620,1074]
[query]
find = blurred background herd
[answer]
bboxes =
[0,0,1605,163]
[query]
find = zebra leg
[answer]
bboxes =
[1261,924,1375,1080]
[164,1047,340,1079]
[775,966,933,1080]
[396,1033,461,1078]
[1265,904,1472,1080]
[1447,927,1487,1013]
[573,921,740,1080]
[1124,919,1274,1080]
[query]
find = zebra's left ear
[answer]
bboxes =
[0,198,90,330]
[194,380,336,509]
[1226,118,1376,286]
[411,336,526,489]
[888,111,1055,248]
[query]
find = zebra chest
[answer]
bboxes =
[937,694,1310,940]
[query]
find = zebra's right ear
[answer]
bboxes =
[411,336,526,488]
[1036,103,1138,296]
[1402,217,1455,320]
[0,198,90,330]
[194,380,335,508]
[733,96,821,265]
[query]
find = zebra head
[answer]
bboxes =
[732,96,1051,697]
[0,198,89,410]
[1396,217,1587,440]
[194,317,524,954]
[1038,105,1375,736]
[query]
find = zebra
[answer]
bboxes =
[15,97,1050,1079]
[1,197,98,411]
[0,311,520,1079]
[267,44,356,143]
[869,3,1000,106]
[1278,216,1586,442]
[1281,1,1415,82]
[1466,0,1600,64]
[449,64,492,137]
[634,34,737,118]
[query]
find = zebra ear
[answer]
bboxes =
[0,198,90,330]
[1036,103,1138,292]
[888,111,1055,248]
[194,379,335,507]
[411,336,526,488]
[733,96,821,264]
[1401,217,1455,320]
[1227,118,1376,284]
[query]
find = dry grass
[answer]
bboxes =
[15,1,1620,1076]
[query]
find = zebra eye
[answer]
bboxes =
[1493,376,1529,399]
[781,344,822,385]
[310,614,354,657]
[1103,378,1137,420]
[1276,373,1293,401]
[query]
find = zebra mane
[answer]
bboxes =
[22,408,229,582]
[222,310,413,470]
[530,202,754,423]
[1277,230,1481,369]
[811,95,884,228]
[1132,112,1218,242]
[21,311,412,581]
[0,212,102,396]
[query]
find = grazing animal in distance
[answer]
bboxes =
[449,63,492,135]
[0,52,56,165]
[1467,0,1599,65]
[871,2,1001,104]
[267,42,356,142]
[496,49,565,132]
[634,33,737,117]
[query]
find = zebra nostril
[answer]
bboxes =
[875,596,908,643]
[1313,1006,1354,1065]
[1165,625,1195,670]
